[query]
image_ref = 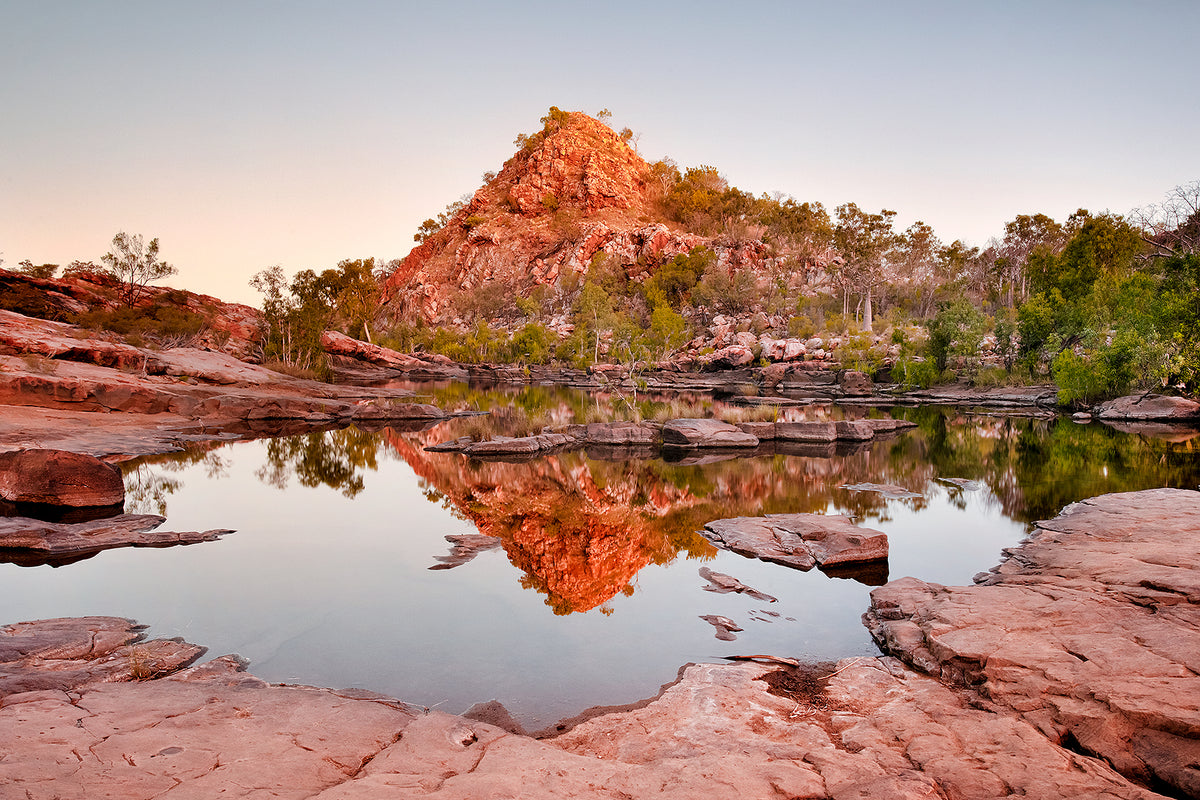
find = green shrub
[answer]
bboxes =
[1052,349,1112,407]
[788,314,815,339]
[895,357,939,389]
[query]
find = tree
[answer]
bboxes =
[16,260,59,279]
[1130,180,1200,258]
[101,231,177,306]
[892,221,944,319]
[834,203,897,332]
[997,213,1065,307]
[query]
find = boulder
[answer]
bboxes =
[705,345,756,369]
[661,419,759,449]
[834,420,876,441]
[1095,394,1200,421]
[570,421,660,445]
[839,370,874,396]
[702,513,889,571]
[735,421,777,440]
[464,433,577,457]
[0,449,124,508]
[775,421,837,442]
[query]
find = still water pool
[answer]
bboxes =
[3,387,1198,731]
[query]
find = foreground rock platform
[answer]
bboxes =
[866,488,1200,798]
[0,616,1161,799]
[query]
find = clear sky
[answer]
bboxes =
[2,1,1197,306]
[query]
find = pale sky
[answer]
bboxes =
[2,1,1197,306]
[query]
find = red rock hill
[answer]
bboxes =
[378,112,775,326]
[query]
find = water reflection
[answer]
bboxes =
[113,397,1200,616]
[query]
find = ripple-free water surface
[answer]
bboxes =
[3,389,1198,731]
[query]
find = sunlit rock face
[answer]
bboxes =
[0,268,261,359]
[377,112,780,326]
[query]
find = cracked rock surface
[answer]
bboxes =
[0,610,1171,799]
[866,488,1200,798]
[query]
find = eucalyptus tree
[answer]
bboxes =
[833,203,897,332]
[101,231,176,306]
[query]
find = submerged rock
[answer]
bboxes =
[0,513,234,566]
[840,482,923,500]
[698,614,744,641]
[698,566,777,602]
[429,533,502,570]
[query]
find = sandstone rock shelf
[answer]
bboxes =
[865,488,1200,798]
[0,612,1168,799]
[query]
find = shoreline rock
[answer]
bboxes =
[865,488,1200,798]
[0,513,234,567]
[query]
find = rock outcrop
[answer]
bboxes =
[377,112,787,327]
[702,513,889,572]
[1095,393,1200,421]
[0,267,261,358]
[865,488,1200,798]
[0,309,450,454]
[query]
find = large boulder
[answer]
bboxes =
[702,513,889,570]
[661,419,759,449]
[839,370,874,396]
[775,421,837,442]
[0,449,124,508]
[1095,394,1200,421]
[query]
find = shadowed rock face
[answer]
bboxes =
[0,448,124,508]
[866,488,1200,798]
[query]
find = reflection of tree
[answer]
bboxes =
[1008,420,1200,523]
[118,446,229,516]
[255,427,381,498]
[122,465,182,516]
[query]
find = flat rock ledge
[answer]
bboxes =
[702,513,890,572]
[426,417,914,459]
[0,616,1161,799]
[0,513,234,566]
[865,487,1200,798]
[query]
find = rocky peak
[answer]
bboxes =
[502,111,651,217]
[378,110,777,327]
